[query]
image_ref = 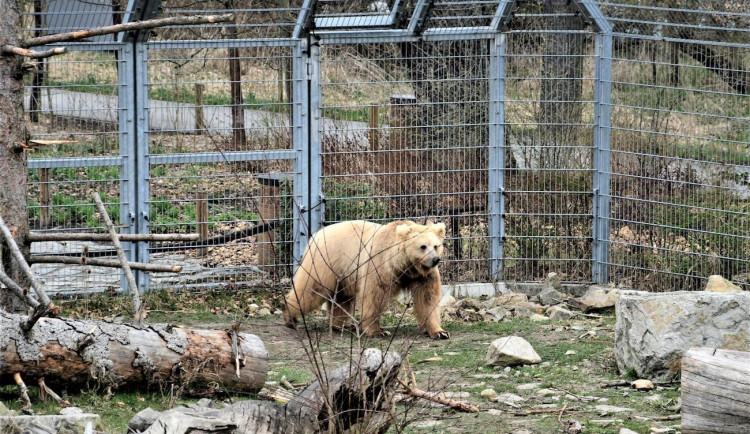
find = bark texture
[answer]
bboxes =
[129,348,402,434]
[0,312,268,392]
[681,347,750,434]
[0,0,31,313]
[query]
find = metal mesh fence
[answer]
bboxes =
[16,0,749,296]
[598,1,750,291]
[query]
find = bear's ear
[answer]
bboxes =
[396,223,413,238]
[431,222,446,239]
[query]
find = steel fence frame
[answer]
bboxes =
[21,0,748,295]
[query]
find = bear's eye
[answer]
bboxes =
[420,245,427,250]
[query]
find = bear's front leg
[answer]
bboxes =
[359,284,393,337]
[413,272,450,340]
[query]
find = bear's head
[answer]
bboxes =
[396,221,446,276]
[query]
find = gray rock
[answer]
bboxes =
[538,286,565,306]
[595,405,634,413]
[493,392,525,406]
[128,408,162,433]
[619,429,640,434]
[257,308,272,317]
[615,290,750,380]
[438,294,457,307]
[705,275,742,293]
[545,272,562,291]
[486,336,542,366]
[485,306,510,322]
[0,402,15,417]
[573,286,620,311]
[547,305,576,321]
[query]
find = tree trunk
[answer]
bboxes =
[0,312,268,392]
[0,0,32,313]
[681,347,750,434]
[129,348,402,434]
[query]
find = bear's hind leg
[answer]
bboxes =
[328,291,356,332]
[283,272,333,327]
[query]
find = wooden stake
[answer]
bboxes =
[39,168,51,228]
[92,193,143,321]
[196,192,209,257]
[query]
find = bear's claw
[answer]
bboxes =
[429,330,450,340]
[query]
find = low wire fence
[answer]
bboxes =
[19,0,749,296]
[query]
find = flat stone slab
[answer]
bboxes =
[615,290,750,380]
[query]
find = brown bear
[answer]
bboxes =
[283,220,449,339]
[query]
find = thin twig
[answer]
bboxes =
[37,378,72,407]
[13,373,32,412]
[0,213,51,307]
[558,404,568,422]
[93,193,143,321]
[397,379,479,413]
[1,45,66,58]
[24,14,234,47]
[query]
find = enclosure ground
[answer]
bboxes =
[2,290,681,434]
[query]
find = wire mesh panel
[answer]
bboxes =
[501,6,598,283]
[598,1,750,291]
[318,39,494,283]
[25,49,128,295]
[144,43,298,289]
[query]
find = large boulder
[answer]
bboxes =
[705,275,743,293]
[615,290,750,380]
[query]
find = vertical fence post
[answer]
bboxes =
[369,105,379,151]
[194,83,205,134]
[119,43,138,295]
[135,41,151,294]
[488,34,507,281]
[308,41,324,238]
[592,32,613,284]
[39,168,51,228]
[292,40,309,266]
[196,192,208,257]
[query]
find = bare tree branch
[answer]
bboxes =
[30,255,182,273]
[93,192,144,322]
[1,45,66,58]
[23,14,234,48]
[0,213,51,307]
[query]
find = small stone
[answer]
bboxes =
[545,272,563,291]
[248,303,259,313]
[538,286,565,306]
[561,419,583,434]
[411,420,443,428]
[573,286,620,311]
[485,306,510,322]
[486,409,504,416]
[59,407,84,415]
[480,389,497,400]
[705,275,742,293]
[529,313,549,322]
[547,305,576,321]
[503,366,511,372]
[516,383,542,392]
[632,379,655,391]
[619,429,640,434]
[565,350,577,356]
[536,388,561,397]
[493,393,524,406]
[439,294,457,307]
[486,336,542,366]
[273,309,283,316]
[649,428,676,434]
[257,308,272,317]
[595,405,634,414]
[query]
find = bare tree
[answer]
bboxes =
[0,0,32,313]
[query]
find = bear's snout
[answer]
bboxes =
[431,257,441,267]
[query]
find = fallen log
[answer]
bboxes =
[681,347,750,434]
[0,312,267,393]
[129,348,402,434]
[28,232,200,242]
[30,255,182,272]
